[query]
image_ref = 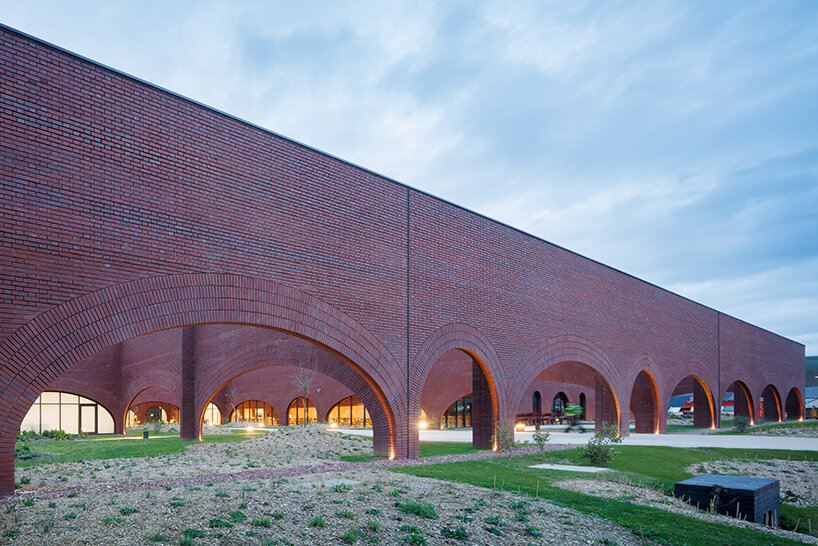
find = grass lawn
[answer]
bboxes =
[715,420,818,435]
[393,445,818,545]
[340,441,485,462]
[16,432,262,468]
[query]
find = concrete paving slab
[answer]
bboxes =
[528,463,611,473]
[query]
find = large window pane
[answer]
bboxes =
[40,392,59,404]
[40,404,60,432]
[21,404,40,433]
[97,407,114,434]
[80,405,96,434]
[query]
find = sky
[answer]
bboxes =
[2,1,817,354]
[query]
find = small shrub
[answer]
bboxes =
[209,518,234,528]
[332,483,351,493]
[228,510,247,523]
[149,533,169,542]
[492,420,516,452]
[310,515,326,528]
[367,520,381,532]
[398,525,426,545]
[365,508,380,515]
[441,526,468,539]
[22,498,34,507]
[253,517,271,528]
[3,530,20,538]
[182,528,205,538]
[63,512,78,520]
[341,528,365,544]
[19,476,31,485]
[733,416,751,433]
[338,509,357,519]
[579,422,622,467]
[525,525,543,537]
[119,507,139,516]
[101,516,123,526]
[532,431,550,455]
[395,500,438,519]
[271,511,284,519]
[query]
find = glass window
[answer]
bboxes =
[126,402,180,427]
[231,401,278,426]
[18,391,115,435]
[203,403,222,426]
[442,394,472,429]
[287,397,316,425]
[327,396,370,428]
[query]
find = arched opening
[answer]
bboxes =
[21,391,115,435]
[326,396,371,428]
[667,375,715,429]
[532,391,542,413]
[126,402,180,427]
[0,274,407,494]
[519,361,620,433]
[629,370,660,434]
[579,392,587,420]
[417,343,500,450]
[551,392,569,416]
[441,394,472,429]
[202,403,222,426]
[231,400,279,426]
[760,385,782,423]
[287,397,316,425]
[785,387,804,421]
[724,380,755,425]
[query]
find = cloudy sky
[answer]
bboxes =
[2,1,817,354]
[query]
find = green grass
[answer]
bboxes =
[15,433,259,467]
[340,441,484,462]
[715,420,818,435]
[393,446,818,545]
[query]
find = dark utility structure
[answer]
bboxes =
[0,24,807,495]
[675,474,780,525]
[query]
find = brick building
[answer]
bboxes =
[0,25,806,495]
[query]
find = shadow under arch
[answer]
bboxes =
[725,379,756,425]
[0,273,406,495]
[760,384,783,423]
[512,335,625,432]
[785,387,804,421]
[411,323,506,455]
[630,369,660,434]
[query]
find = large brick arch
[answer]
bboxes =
[410,323,506,455]
[759,384,783,423]
[0,273,406,494]
[723,378,756,424]
[511,335,626,432]
[195,336,393,455]
[785,387,803,421]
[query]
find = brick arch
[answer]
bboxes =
[785,387,803,421]
[724,379,756,424]
[511,335,625,432]
[410,323,506,454]
[194,335,393,455]
[629,369,660,434]
[760,384,783,423]
[124,386,180,431]
[0,273,405,494]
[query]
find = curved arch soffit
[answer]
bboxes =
[724,379,756,423]
[669,373,717,427]
[123,386,179,429]
[512,335,623,424]
[760,384,783,422]
[630,369,661,434]
[412,323,506,419]
[0,273,403,444]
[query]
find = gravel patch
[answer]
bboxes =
[686,459,818,507]
[554,478,818,545]
[15,424,372,492]
[0,469,648,545]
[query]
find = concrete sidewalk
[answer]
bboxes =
[336,428,818,451]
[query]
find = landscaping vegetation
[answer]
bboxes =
[394,445,818,544]
[15,433,260,468]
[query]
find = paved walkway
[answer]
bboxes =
[337,428,818,451]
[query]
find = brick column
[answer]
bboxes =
[594,377,617,432]
[472,361,494,449]
[180,326,198,440]
[693,381,713,428]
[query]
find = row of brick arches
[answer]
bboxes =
[0,274,805,494]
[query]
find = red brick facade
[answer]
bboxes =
[0,25,806,494]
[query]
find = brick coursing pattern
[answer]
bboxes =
[0,26,806,494]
